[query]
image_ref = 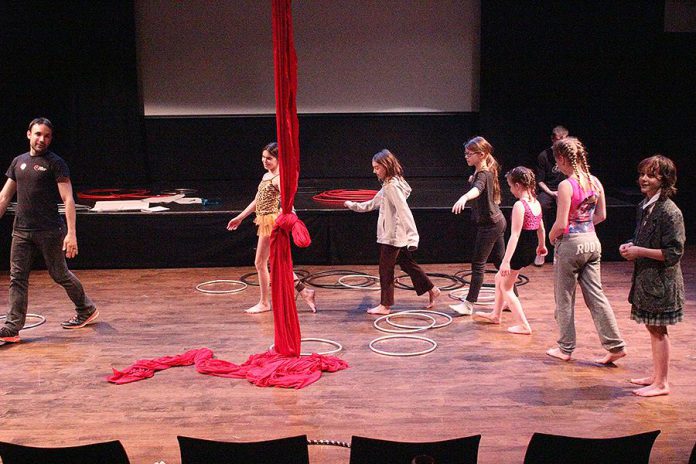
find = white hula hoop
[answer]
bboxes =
[373,312,436,334]
[195,280,248,294]
[337,274,380,290]
[0,313,46,330]
[269,337,343,356]
[389,310,453,329]
[449,287,495,302]
[369,334,438,357]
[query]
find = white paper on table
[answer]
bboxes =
[144,194,185,203]
[174,197,203,204]
[142,206,170,212]
[92,200,149,212]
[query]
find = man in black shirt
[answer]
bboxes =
[534,125,568,265]
[0,118,97,344]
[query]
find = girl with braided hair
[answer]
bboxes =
[227,142,316,314]
[546,137,626,363]
[474,166,546,334]
[450,136,507,316]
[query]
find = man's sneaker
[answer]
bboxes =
[534,254,545,266]
[449,300,474,316]
[0,326,20,343]
[61,308,100,329]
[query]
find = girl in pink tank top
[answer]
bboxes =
[473,167,547,335]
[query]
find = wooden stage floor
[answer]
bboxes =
[1,250,695,463]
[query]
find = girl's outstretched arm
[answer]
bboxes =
[227,198,257,230]
[345,189,383,212]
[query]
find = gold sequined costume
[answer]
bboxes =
[254,175,280,237]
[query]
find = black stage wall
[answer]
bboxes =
[1,0,694,261]
[144,113,478,181]
[0,0,147,187]
[479,0,696,232]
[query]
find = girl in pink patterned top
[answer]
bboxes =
[474,166,546,334]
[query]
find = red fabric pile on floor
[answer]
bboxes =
[107,348,348,389]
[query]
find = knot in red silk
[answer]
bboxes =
[274,212,311,248]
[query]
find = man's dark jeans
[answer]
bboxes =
[4,227,95,332]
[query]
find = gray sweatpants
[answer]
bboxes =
[553,232,625,355]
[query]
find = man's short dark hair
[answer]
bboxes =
[28,117,53,132]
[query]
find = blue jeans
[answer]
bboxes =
[4,227,95,332]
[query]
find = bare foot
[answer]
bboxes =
[629,376,654,386]
[425,287,441,309]
[299,288,317,312]
[367,305,391,315]
[595,350,626,365]
[245,303,271,314]
[633,383,670,397]
[507,324,531,335]
[546,347,571,361]
[472,311,500,324]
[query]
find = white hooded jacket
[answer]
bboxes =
[346,176,420,249]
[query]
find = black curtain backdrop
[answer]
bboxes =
[479,0,696,232]
[1,0,694,232]
[0,0,147,187]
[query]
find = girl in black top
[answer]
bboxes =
[450,136,506,315]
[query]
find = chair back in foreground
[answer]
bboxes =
[523,430,660,464]
[177,435,309,464]
[0,440,130,464]
[348,435,481,464]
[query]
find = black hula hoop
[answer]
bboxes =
[393,273,464,291]
[455,269,529,287]
[303,270,374,289]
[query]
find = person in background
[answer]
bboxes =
[534,125,568,266]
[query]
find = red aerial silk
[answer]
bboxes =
[270,0,304,356]
[107,348,347,389]
[106,0,348,389]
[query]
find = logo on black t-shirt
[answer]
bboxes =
[20,163,27,170]
[34,165,47,172]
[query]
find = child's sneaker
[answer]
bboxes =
[449,300,474,316]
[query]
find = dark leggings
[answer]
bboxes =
[467,217,507,303]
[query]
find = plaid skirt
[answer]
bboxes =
[630,306,683,326]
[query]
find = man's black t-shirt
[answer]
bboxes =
[6,151,70,231]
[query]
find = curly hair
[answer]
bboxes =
[465,136,501,204]
[638,154,678,198]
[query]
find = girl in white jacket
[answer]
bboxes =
[345,149,440,315]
